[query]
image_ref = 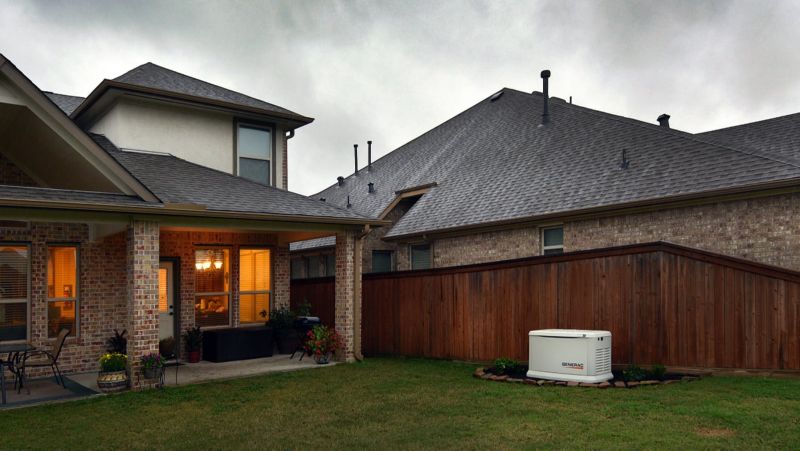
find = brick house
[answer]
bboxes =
[291,72,800,276]
[0,55,383,387]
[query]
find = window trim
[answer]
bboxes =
[234,119,276,187]
[194,247,232,329]
[541,225,565,255]
[238,247,273,326]
[46,243,80,338]
[0,242,31,344]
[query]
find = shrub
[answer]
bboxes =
[266,306,296,332]
[650,364,667,380]
[492,357,523,376]
[296,299,313,317]
[183,327,202,352]
[99,353,127,373]
[303,325,342,357]
[622,364,648,382]
[141,352,165,370]
[106,329,127,354]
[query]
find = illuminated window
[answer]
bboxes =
[194,249,230,328]
[47,246,78,338]
[541,226,564,255]
[239,248,271,324]
[0,245,29,342]
[158,268,168,313]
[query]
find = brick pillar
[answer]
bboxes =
[273,243,290,309]
[126,220,160,389]
[335,230,361,362]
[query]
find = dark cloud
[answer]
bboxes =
[2,0,799,194]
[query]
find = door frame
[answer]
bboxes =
[160,257,181,353]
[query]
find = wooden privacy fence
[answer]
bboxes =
[291,242,800,370]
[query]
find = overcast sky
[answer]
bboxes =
[2,0,799,195]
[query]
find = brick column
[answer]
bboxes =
[126,220,160,389]
[335,230,361,362]
[273,243,290,309]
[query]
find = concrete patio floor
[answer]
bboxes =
[70,353,331,391]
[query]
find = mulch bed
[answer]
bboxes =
[473,366,705,388]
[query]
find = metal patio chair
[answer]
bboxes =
[18,328,69,393]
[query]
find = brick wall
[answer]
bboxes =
[0,222,128,375]
[334,230,359,362]
[428,227,540,270]
[0,153,39,187]
[126,220,160,388]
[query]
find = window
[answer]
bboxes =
[237,124,272,186]
[239,249,271,325]
[0,245,29,342]
[195,249,230,328]
[542,226,564,255]
[410,244,431,270]
[307,255,321,278]
[324,253,336,277]
[47,246,78,338]
[290,258,306,280]
[372,250,394,273]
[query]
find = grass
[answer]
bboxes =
[1,357,799,449]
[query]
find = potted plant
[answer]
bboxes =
[303,325,342,364]
[265,307,299,354]
[106,329,127,354]
[96,352,128,393]
[159,337,176,358]
[183,326,202,363]
[141,352,165,380]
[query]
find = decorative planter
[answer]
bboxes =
[313,352,332,364]
[187,350,201,363]
[143,366,163,380]
[97,370,129,393]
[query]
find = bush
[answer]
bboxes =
[303,325,342,357]
[492,357,524,376]
[650,364,667,380]
[296,299,313,317]
[106,329,127,354]
[183,327,202,352]
[99,352,127,373]
[622,364,648,382]
[266,306,296,332]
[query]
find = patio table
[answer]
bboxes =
[0,343,36,405]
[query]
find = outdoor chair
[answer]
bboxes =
[18,328,69,393]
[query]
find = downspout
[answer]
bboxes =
[353,225,370,361]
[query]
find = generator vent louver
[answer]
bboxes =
[595,346,611,374]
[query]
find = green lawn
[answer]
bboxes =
[1,358,799,449]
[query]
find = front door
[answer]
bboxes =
[158,261,175,340]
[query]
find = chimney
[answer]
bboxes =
[368,182,374,193]
[657,114,670,128]
[337,176,344,186]
[353,144,359,175]
[367,140,373,171]
[541,70,551,125]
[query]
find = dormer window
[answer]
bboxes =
[236,123,272,186]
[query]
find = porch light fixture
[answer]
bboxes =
[213,260,223,270]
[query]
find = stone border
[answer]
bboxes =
[473,367,702,388]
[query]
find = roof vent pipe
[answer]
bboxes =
[368,182,374,193]
[657,114,670,128]
[367,140,372,171]
[337,176,344,186]
[347,196,351,208]
[354,144,359,175]
[541,70,551,125]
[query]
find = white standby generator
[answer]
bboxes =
[527,329,613,383]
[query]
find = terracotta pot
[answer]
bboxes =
[97,370,129,393]
[188,350,201,363]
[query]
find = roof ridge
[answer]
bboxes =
[554,101,800,170]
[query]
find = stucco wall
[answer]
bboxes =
[89,97,287,189]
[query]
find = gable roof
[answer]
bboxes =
[312,88,800,240]
[90,134,372,221]
[71,63,313,125]
[43,92,85,115]
[697,113,800,166]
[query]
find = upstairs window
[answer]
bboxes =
[541,226,564,255]
[237,124,272,186]
[410,244,431,270]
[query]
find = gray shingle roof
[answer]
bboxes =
[90,134,369,220]
[289,236,336,252]
[0,184,149,207]
[43,92,85,115]
[311,88,800,239]
[113,63,310,122]
[697,113,800,166]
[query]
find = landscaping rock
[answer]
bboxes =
[474,368,485,377]
[598,382,611,389]
[626,381,639,388]
[640,380,659,386]
[614,381,627,388]
[538,380,555,386]
[579,382,599,388]
[662,379,680,385]
[567,381,580,387]
[523,379,538,385]
[495,375,508,382]
[481,373,493,380]
[555,381,568,386]
[508,378,523,383]
[682,376,699,382]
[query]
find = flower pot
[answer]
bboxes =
[97,370,129,393]
[313,352,332,364]
[143,366,163,380]
[187,350,201,363]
